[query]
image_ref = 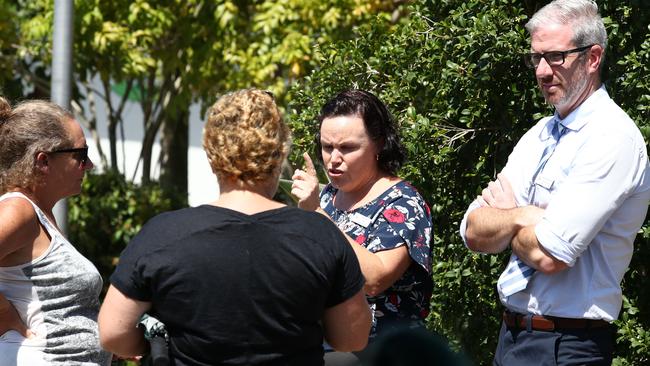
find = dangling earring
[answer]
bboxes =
[376,154,379,161]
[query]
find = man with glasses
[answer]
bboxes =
[459,0,650,364]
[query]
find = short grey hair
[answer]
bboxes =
[526,0,607,70]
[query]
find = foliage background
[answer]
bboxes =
[1,0,404,198]
[67,171,179,295]
[287,0,649,365]
[0,0,647,365]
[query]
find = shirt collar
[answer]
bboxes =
[539,115,559,141]
[538,85,608,141]
[556,85,608,132]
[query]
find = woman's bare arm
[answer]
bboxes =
[98,285,151,357]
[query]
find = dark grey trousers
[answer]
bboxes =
[494,320,614,366]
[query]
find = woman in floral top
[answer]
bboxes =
[292,90,433,356]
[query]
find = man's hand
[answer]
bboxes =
[466,173,543,254]
[479,173,517,209]
[291,153,321,211]
[0,294,33,338]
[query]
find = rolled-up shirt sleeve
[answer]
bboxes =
[459,133,532,250]
[459,199,482,248]
[535,131,643,266]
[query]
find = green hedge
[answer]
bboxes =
[287,1,650,364]
[68,170,182,294]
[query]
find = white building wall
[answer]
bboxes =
[81,81,219,207]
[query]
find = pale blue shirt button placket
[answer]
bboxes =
[497,117,566,297]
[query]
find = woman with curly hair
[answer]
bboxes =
[98,89,371,365]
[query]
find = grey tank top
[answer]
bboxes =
[0,192,111,365]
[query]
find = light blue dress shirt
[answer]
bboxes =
[460,86,650,321]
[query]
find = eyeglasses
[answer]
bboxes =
[48,147,90,166]
[523,45,594,68]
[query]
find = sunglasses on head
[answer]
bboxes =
[48,146,90,166]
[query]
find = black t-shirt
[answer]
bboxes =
[110,205,364,366]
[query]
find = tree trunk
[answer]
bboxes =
[101,76,119,170]
[140,122,157,185]
[160,106,189,207]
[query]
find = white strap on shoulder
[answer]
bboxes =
[0,191,61,239]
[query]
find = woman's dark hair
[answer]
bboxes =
[316,89,405,175]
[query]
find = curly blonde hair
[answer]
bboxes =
[203,89,291,186]
[0,97,73,192]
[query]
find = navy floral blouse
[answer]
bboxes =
[320,180,433,339]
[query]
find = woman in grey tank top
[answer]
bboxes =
[0,97,111,365]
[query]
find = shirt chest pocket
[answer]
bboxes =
[531,157,570,207]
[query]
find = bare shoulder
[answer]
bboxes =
[383,175,402,186]
[0,196,37,221]
[0,197,40,254]
[372,175,402,194]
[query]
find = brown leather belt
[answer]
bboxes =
[503,311,609,332]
